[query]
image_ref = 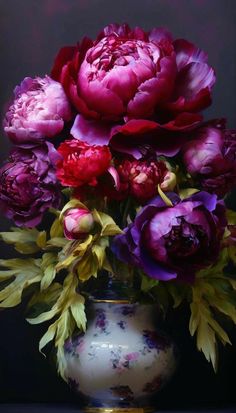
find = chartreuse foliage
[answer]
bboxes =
[0,203,235,375]
[0,199,122,378]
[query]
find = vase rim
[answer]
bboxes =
[90,298,131,304]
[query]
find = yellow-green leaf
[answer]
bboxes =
[226,209,236,225]
[50,218,64,239]
[76,253,98,281]
[0,258,42,308]
[36,231,47,249]
[47,237,68,248]
[93,210,122,236]
[39,322,57,355]
[179,188,199,200]
[157,185,173,207]
[28,282,62,309]
[141,275,159,292]
[0,227,43,254]
[40,253,58,291]
[70,294,86,331]
[167,282,188,308]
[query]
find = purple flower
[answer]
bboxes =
[0,142,61,227]
[182,121,236,197]
[4,76,72,145]
[112,192,226,282]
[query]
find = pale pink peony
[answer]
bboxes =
[4,76,72,144]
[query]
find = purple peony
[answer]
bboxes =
[4,76,72,145]
[0,142,61,227]
[112,192,226,282]
[182,121,236,197]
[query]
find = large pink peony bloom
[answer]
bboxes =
[52,24,215,156]
[4,76,72,145]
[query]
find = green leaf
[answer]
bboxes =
[47,237,68,248]
[70,294,86,331]
[36,231,47,249]
[76,253,98,281]
[179,188,199,200]
[226,209,236,225]
[29,272,86,380]
[93,210,123,236]
[50,218,64,239]
[189,276,234,372]
[40,253,58,291]
[0,258,42,308]
[39,322,57,355]
[141,274,159,292]
[166,282,189,308]
[28,283,62,308]
[151,282,170,315]
[0,227,45,254]
[157,184,173,207]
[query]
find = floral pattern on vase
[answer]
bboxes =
[64,303,177,408]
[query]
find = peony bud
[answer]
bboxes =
[160,171,177,191]
[63,208,94,240]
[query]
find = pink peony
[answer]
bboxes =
[4,76,72,145]
[63,208,94,240]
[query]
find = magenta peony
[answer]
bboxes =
[52,24,215,124]
[182,121,236,197]
[0,143,61,227]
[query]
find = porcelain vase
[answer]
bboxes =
[64,299,177,412]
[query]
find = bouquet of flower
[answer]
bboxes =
[0,24,236,378]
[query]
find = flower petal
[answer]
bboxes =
[71,114,112,145]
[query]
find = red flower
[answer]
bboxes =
[104,159,171,202]
[56,140,112,187]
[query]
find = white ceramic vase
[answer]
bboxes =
[64,300,177,412]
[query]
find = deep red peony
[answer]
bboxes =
[56,139,112,187]
[109,159,169,202]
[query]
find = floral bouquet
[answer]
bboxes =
[0,24,236,379]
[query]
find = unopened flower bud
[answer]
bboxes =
[63,208,94,240]
[160,171,177,191]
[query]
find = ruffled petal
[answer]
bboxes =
[71,114,112,145]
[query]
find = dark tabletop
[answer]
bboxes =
[0,406,235,413]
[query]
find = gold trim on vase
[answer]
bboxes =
[85,407,154,413]
[91,299,131,304]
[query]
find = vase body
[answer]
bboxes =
[64,301,177,410]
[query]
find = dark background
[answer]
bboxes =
[0,0,236,409]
